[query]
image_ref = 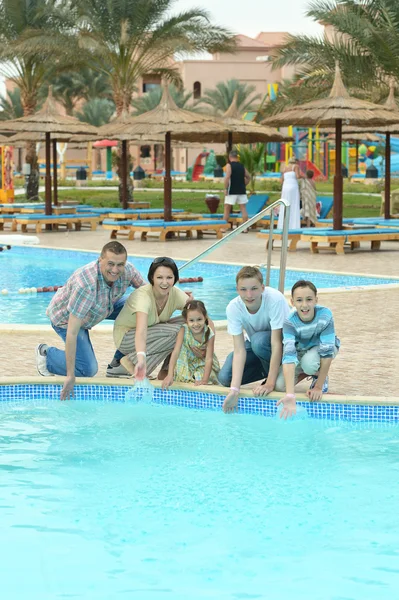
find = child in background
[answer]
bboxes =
[276,280,340,419]
[162,300,220,388]
[300,169,318,227]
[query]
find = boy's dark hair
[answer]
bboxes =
[148,257,179,285]
[182,299,211,343]
[236,266,263,285]
[306,169,314,179]
[291,280,317,296]
[101,241,127,257]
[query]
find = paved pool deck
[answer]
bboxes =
[1,228,398,397]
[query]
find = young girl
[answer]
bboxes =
[162,300,220,389]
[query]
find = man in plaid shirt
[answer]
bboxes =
[35,241,145,400]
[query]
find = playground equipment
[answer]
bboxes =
[187,150,209,181]
[0,145,14,203]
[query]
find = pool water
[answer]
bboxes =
[1,247,398,324]
[1,400,399,599]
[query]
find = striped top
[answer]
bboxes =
[47,259,145,329]
[282,306,340,365]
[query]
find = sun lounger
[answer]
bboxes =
[0,214,17,230]
[12,213,100,234]
[109,208,184,220]
[300,228,399,254]
[102,218,228,241]
[316,196,333,219]
[315,218,355,227]
[229,194,269,227]
[127,201,151,209]
[200,214,224,219]
[352,218,399,228]
[258,228,310,252]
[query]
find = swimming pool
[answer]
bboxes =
[1,246,398,324]
[1,383,399,599]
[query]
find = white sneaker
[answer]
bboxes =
[35,344,54,377]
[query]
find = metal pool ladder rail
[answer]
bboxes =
[179,198,291,293]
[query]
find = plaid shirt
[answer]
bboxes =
[47,260,145,329]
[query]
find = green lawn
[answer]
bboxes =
[56,188,382,218]
[15,175,398,197]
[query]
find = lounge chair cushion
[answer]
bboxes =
[302,228,399,236]
[17,213,98,220]
[103,219,227,228]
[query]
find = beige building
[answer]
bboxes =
[133,32,297,176]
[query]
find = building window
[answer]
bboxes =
[142,82,161,93]
[140,145,151,158]
[193,81,201,99]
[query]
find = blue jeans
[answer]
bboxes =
[46,297,126,377]
[218,331,272,387]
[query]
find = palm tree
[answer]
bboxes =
[75,98,115,171]
[272,0,399,91]
[198,79,262,115]
[0,88,23,120]
[0,88,24,172]
[257,77,330,120]
[40,67,114,116]
[75,98,115,127]
[237,143,265,194]
[0,0,77,199]
[76,0,235,113]
[73,0,235,202]
[131,85,193,115]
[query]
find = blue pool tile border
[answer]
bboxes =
[0,384,398,424]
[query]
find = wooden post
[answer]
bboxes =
[385,132,391,219]
[355,140,359,173]
[333,119,343,230]
[164,132,172,221]
[121,140,128,210]
[52,139,58,206]
[227,132,233,154]
[45,132,52,216]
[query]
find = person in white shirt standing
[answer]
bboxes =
[219,266,289,413]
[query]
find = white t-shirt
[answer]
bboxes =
[226,287,289,339]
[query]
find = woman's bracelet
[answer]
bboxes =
[137,351,146,358]
[230,386,240,393]
[286,393,296,399]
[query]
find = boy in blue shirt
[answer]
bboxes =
[275,280,340,419]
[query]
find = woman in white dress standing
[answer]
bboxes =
[278,156,301,229]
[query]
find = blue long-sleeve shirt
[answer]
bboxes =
[282,305,340,365]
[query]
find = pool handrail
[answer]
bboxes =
[179,198,290,293]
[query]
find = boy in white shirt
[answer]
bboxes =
[219,266,289,413]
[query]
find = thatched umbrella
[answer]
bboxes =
[262,62,399,229]
[9,131,98,206]
[105,87,226,220]
[338,81,399,219]
[0,88,97,215]
[217,91,288,152]
[99,110,139,209]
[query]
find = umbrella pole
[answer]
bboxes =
[385,133,391,219]
[45,132,52,217]
[52,139,58,206]
[333,119,343,230]
[355,140,359,172]
[164,132,172,221]
[121,140,128,210]
[227,132,233,153]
